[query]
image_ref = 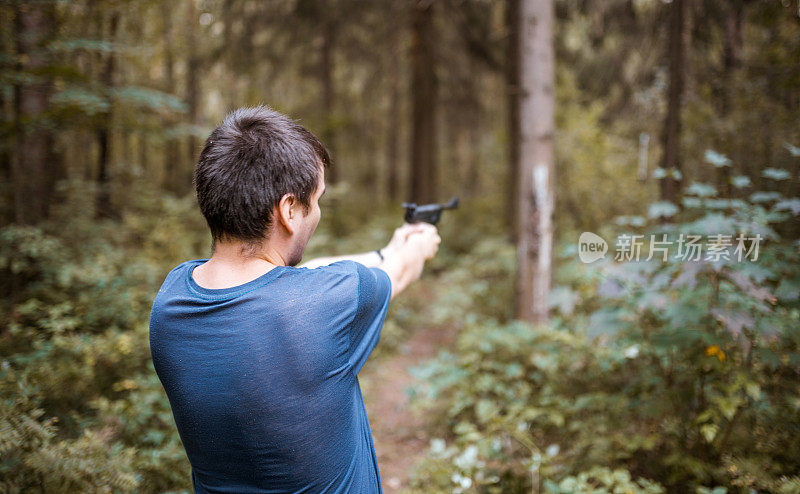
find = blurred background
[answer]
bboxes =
[1,0,799,492]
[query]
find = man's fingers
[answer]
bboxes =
[396,223,435,242]
[400,223,427,234]
[403,223,437,235]
[398,227,418,242]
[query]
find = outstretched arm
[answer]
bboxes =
[379,223,440,300]
[299,250,384,269]
[299,223,427,269]
[298,223,441,301]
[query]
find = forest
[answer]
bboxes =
[1,0,800,492]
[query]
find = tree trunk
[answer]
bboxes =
[95,10,118,219]
[320,18,337,182]
[12,1,56,225]
[466,123,480,196]
[139,132,149,176]
[659,0,686,204]
[186,0,200,192]
[0,4,10,214]
[722,0,743,110]
[516,0,555,324]
[161,0,181,194]
[409,0,437,204]
[0,78,10,226]
[222,0,237,109]
[506,0,521,241]
[459,57,481,197]
[386,18,401,203]
[718,0,744,198]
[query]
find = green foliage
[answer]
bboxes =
[409,161,800,492]
[543,467,665,494]
[0,390,139,493]
[2,0,799,490]
[555,67,655,234]
[0,183,204,492]
[1,180,483,492]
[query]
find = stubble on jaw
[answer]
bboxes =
[288,222,316,266]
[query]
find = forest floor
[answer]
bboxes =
[360,320,458,493]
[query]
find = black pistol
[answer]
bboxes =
[402,196,459,226]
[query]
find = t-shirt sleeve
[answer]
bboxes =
[347,262,392,374]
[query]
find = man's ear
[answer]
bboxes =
[276,193,296,235]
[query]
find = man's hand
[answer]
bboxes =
[406,223,441,261]
[381,222,438,260]
[379,222,441,300]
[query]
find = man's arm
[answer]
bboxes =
[298,223,428,269]
[299,251,383,269]
[299,223,440,301]
[379,224,439,300]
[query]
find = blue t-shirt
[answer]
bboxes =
[148,259,392,493]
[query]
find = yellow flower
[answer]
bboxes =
[117,334,133,355]
[705,345,726,362]
[113,379,139,391]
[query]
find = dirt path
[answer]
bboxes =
[360,323,457,493]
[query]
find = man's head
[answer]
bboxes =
[193,106,330,264]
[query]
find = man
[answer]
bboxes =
[149,106,440,493]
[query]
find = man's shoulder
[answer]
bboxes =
[291,259,361,280]
[306,262,391,314]
[288,260,361,296]
[297,260,388,287]
[166,259,204,277]
[158,259,204,289]
[150,259,205,309]
[307,259,359,272]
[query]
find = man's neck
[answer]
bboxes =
[192,241,286,289]
[211,240,286,266]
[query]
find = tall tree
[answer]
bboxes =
[409,0,437,204]
[221,0,237,109]
[659,0,686,204]
[516,0,555,324]
[506,0,521,240]
[718,0,746,198]
[290,0,343,182]
[0,3,13,224]
[185,0,200,186]
[12,1,57,225]
[319,15,338,183]
[95,9,119,218]
[160,0,181,193]
[385,7,402,202]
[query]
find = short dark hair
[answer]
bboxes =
[193,106,330,245]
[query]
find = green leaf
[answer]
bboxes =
[686,182,717,198]
[475,399,499,424]
[648,201,679,219]
[682,196,703,208]
[705,149,732,168]
[51,87,109,116]
[762,168,791,180]
[745,382,761,401]
[750,191,783,203]
[49,39,116,54]
[700,423,718,443]
[774,198,800,215]
[731,175,751,188]
[111,86,188,113]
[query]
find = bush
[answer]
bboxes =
[0,185,199,492]
[409,164,800,492]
